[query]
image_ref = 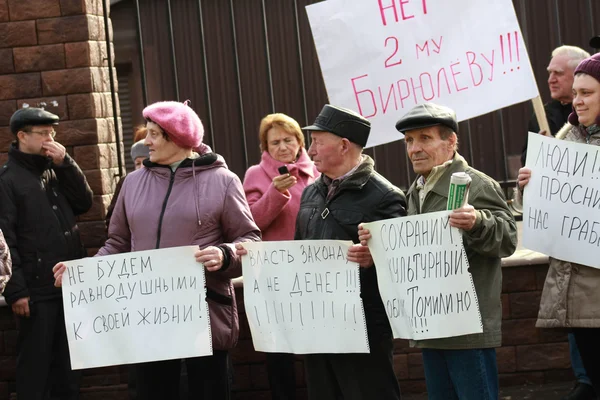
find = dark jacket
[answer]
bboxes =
[294,155,407,338]
[407,153,517,349]
[521,100,571,165]
[0,143,93,304]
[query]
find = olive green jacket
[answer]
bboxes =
[407,153,517,349]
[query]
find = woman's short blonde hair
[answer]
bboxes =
[259,113,305,152]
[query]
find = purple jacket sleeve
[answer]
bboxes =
[218,175,261,280]
[96,178,132,256]
[243,168,291,231]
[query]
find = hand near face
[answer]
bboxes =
[272,174,297,194]
[42,141,66,165]
[449,204,477,231]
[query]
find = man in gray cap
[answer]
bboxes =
[295,104,406,399]
[368,102,517,399]
[0,107,92,399]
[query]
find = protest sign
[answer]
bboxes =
[363,211,482,340]
[61,246,211,369]
[306,0,538,147]
[242,240,369,354]
[523,133,600,267]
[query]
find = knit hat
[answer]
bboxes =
[142,101,204,149]
[568,53,600,125]
[130,140,149,163]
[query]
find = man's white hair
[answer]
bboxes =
[552,45,591,69]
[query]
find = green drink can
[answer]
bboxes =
[447,172,472,210]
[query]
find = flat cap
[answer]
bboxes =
[10,107,59,135]
[303,104,370,147]
[395,103,458,134]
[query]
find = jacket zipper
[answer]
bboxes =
[155,169,176,249]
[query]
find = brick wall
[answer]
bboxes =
[0,1,122,397]
[229,263,572,398]
[0,262,572,398]
[0,0,122,255]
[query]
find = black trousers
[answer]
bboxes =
[16,298,81,400]
[304,332,401,400]
[136,351,231,400]
[573,328,600,394]
[266,353,297,400]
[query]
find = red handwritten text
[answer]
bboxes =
[416,36,443,59]
[378,0,428,26]
[351,50,495,118]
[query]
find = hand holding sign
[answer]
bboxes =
[362,211,482,340]
[194,246,224,271]
[60,246,211,370]
[241,240,369,354]
[346,243,374,268]
[53,262,67,287]
[517,167,531,189]
[522,133,600,267]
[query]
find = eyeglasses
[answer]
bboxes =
[28,130,56,138]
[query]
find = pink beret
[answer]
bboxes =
[142,101,204,149]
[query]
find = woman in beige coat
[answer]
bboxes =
[518,52,600,392]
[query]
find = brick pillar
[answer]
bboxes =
[0,0,123,253]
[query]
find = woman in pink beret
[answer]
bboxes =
[55,101,260,400]
[242,113,318,400]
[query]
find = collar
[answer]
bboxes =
[317,154,374,192]
[408,153,469,198]
[322,155,364,187]
[415,158,453,190]
[143,152,218,170]
[8,142,52,175]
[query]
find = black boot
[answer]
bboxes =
[562,382,596,400]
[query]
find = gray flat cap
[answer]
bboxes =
[395,103,458,134]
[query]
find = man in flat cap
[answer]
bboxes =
[361,102,516,399]
[295,104,406,399]
[521,45,590,166]
[0,107,92,399]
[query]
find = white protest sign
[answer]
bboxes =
[306,0,538,147]
[523,133,600,267]
[363,211,482,340]
[61,246,211,369]
[242,240,369,354]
